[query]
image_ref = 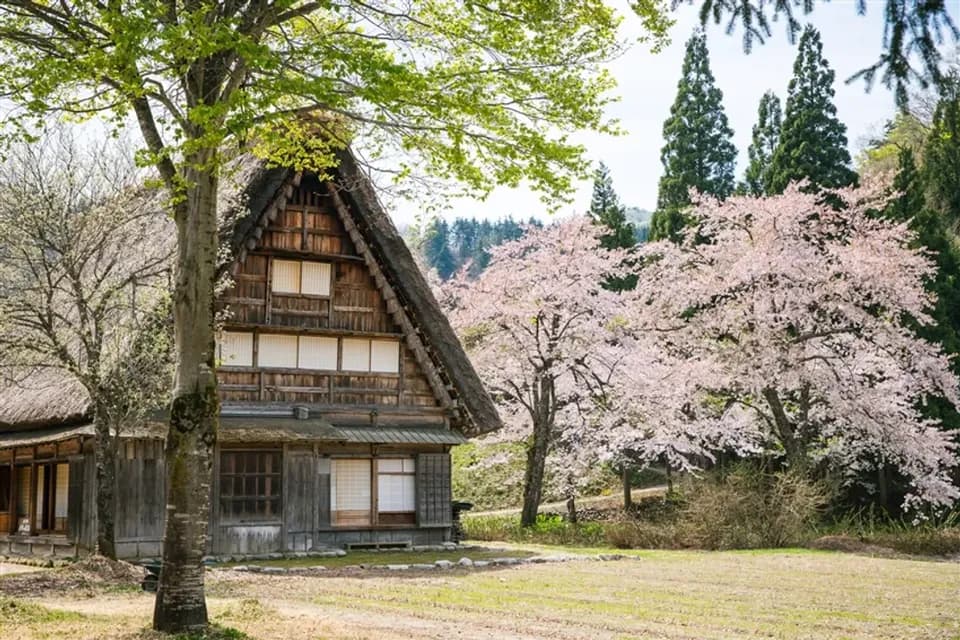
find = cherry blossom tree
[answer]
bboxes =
[617,183,960,513]
[442,218,628,526]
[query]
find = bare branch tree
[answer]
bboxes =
[0,128,174,558]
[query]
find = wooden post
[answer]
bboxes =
[28,462,37,535]
[265,257,273,325]
[312,444,320,546]
[280,444,289,551]
[7,460,14,534]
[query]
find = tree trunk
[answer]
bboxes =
[520,412,551,527]
[565,495,577,523]
[93,404,117,560]
[153,165,219,633]
[761,387,805,468]
[622,465,632,512]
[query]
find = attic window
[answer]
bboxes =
[342,338,400,374]
[272,259,331,296]
[259,334,338,370]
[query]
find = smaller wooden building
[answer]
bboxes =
[0,149,500,559]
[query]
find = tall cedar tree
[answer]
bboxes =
[740,91,782,196]
[886,148,960,430]
[651,30,736,241]
[423,219,457,280]
[767,26,858,194]
[588,163,637,293]
[0,2,670,632]
[924,77,960,231]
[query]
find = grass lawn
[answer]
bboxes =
[2,548,958,639]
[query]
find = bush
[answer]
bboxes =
[463,513,606,546]
[676,466,828,550]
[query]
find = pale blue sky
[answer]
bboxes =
[391,0,953,226]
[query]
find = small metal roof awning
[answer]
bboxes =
[218,417,467,445]
[0,418,468,448]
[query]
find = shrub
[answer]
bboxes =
[677,465,828,550]
[463,513,606,546]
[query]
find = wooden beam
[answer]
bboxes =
[326,183,454,411]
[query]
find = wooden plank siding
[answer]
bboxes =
[217,180,442,412]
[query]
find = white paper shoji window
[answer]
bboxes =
[332,459,372,523]
[377,458,416,512]
[271,259,301,294]
[298,336,338,370]
[55,464,69,519]
[301,262,332,296]
[341,338,371,372]
[370,340,400,374]
[272,259,331,296]
[219,331,254,367]
[258,333,299,368]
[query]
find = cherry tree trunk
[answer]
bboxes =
[153,166,219,633]
[565,495,578,523]
[622,465,632,512]
[520,417,550,527]
[93,403,117,560]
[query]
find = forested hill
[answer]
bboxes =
[418,210,650,280]
[417,216,542,280]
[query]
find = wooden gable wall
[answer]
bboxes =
[217,176,439,411]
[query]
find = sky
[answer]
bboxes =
[390,0,931,226]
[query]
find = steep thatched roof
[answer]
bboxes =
[0,369,90,430]
[0,147,501,437]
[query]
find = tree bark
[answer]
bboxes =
[622,464,632,512]
[520,419,550,527]
[762,387,805,467]
[565,495,577,523]
[152,165,219,633]
[92,403,117,560]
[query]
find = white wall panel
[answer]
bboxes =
[301,262,331,296]
[378,475,415,512]
[272,259,301,293]
[298,336,338,370]
[370,340,400,373]
[259,333,299,368]
[341,338,371,372]
[219,331,254,367]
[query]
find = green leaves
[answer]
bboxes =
[651,29,736,241]
[0,1,670,204]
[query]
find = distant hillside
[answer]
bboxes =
[626,207,652,242]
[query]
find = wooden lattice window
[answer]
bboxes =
[219,451,282,522]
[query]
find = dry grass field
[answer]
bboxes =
[1,549,958,640]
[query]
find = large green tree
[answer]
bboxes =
[0,1,670,632]
[767,26,857,194]
[651,30,736,241]
[740,91,781,196]
[924,77,960,231]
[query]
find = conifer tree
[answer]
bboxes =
[423,219,457,280]
[588,161,637,291]
[740,91,782,196]
[588,162,636,251]
[924,77,960,230]
[767,26,857,194]
[651,30,736,241]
